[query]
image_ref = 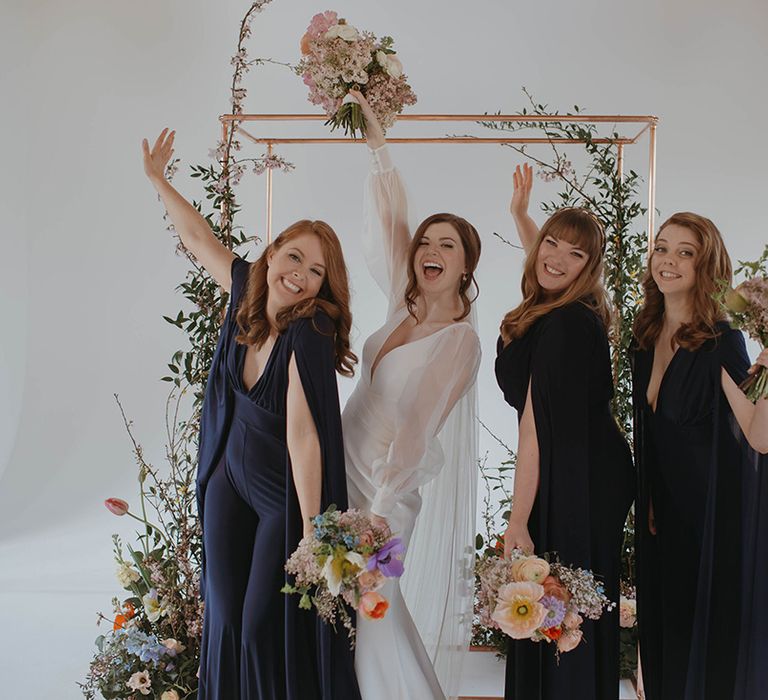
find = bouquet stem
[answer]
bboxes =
[740,366,768,403]
[326,102,367,138]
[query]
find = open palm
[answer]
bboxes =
[142,128,175,183]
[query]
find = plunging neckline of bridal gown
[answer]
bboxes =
[341,145,481,700]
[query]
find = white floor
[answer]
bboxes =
[0,518,636,699]
[459,651,638,699]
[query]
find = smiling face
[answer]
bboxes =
[535,232,590,293]
[413,221,467,297]
[650,223,699,299]
[266,231,326,308]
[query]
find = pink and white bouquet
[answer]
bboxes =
[476,549,614,654]
[721,245,768,402]
[282,505,405,644]
[296,11,417,137]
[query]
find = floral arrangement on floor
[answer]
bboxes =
[476,549,615,654]
[282,506,404,645]
[79,420,203,700]
[618,584,639,678]
[296,10,417,137]
[722,244,768,402]
[80,2,294,697]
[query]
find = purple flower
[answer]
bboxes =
[540,595,567,629]
[367,538,405,578]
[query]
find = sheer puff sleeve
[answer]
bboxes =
[363,144,413,317]
[370,323,482,518]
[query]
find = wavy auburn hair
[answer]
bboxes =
[633,212,732,352]
[500,207,611,343]
[404,213,482,322]
[234,219,357,377]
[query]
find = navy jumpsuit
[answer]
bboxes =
[196,257,360,699]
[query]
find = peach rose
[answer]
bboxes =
[542,575,571,602]
[360,592,389,620]
[300,32,312,55]
[563,610,583,629]
[491,581,547,639]
[511,556,550,584]
[619,596,637,628]
[557,629,583,652]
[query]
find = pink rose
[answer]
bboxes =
[557,629,583,652]
[105,498,129,516]
[357,569,385,592]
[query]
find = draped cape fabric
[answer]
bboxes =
[496,302,634,700]
[196,256,360,699]
[632,323,767,700]
[345,144,480,699]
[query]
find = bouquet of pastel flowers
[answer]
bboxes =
[476,549,614,654]
[296,10,417,137]
[721,244,768,402]
[282,505,405,644]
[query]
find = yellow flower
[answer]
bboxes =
[491,581,547,639]
[725,286,749,314]
[322,549,365,596]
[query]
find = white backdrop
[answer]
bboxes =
[1,0,767,695]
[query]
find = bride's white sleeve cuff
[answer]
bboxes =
[371,487,398,518]
[369,144,394,174]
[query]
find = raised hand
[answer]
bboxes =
[348,90,386,150]
[142,128,175,184]
[510,163,533,221]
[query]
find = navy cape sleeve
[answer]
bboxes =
[529,304,596,565]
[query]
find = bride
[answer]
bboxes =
[342,91,482,700]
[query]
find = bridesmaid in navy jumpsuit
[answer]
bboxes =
[142,129,361,700]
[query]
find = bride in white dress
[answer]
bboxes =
[342,91,482,700]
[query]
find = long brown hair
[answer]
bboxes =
[500,207,611,343]
[633,212,732,352]
[403,213,482,321]
[235,219,357,376]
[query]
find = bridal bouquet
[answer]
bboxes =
[476,549,614,654]
[296,11,417,137]
[282,505,404,644]
[721,244,768,402]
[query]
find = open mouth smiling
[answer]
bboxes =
[422,261,444,281]
[281,277,303,294]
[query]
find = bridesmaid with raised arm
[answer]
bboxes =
[631,212,768,700]
[342,91,482,700]
[142,130,361,700]
[497,164,634,700]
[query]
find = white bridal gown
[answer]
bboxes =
[342,145,481,700]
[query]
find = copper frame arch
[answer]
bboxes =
[219,112,658,249]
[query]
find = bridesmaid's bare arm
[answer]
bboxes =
[721,348,768,454]
[286,355,323,536]
[142,129,235,291]
[503,381,539,556]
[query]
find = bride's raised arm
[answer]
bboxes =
[350,90,412,314]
